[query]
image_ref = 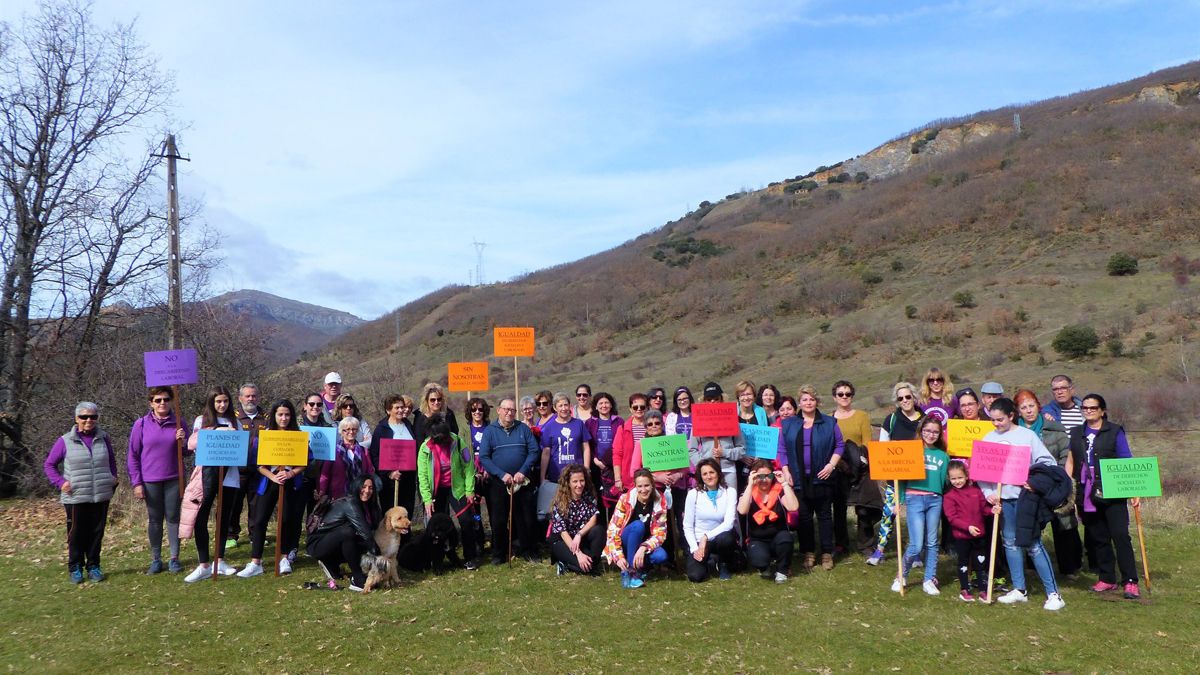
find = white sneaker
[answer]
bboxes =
[774,572,788,584]
[997,588,1028,604]
[1043,592,1065,611]
[184,564,212,583]
[278,558,292,575]
[215,560,237,576]
[348,583,364,593]
[922,579,941,596]
[236,561,263,578]
[891,577,904,593]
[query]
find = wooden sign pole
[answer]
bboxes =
[274,480,284,577]
[214,466,224,583]
[394,478,400,508]
[1133,501,1151,591]
[172,385,185,495]
[985,484,1004,603]
[894,479,905,597]
[513,357,519,410]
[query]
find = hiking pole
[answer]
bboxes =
[1133,500,1151,591]
[507,483,514,563]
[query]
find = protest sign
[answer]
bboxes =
[946,419,990,457]
[640,435,690,472]
[143,349,198,387]
[740,423,780,459]
[378,439,417,472]
[300,425,336,461]
[195,429,249,467]
[692,402,739,437]
[867,441,926,481]
[969,441,1031,485]
[448,362,489,392]
[1099,457,1162,498]
[256,430,310,466]
[493,327,535,357]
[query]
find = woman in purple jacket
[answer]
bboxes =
[128,386,189,575]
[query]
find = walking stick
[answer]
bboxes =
[1133,500,1151,591]
[894,479,905,597]
[274,479,285,577]
[985,485,1004,604]
[507,483,515,563]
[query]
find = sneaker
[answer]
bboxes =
[287,549,297,564]
[185,564,213,583]
[628,574,645,589]
[224,538,238,549]
[890,577,904,593]
[821,553,834,571]
[236,561,264,578]
[168,558,183,574]
[215,560,237,576]
[1123,582,1140,600]
[866,550,884,566]
[348,583,364,593]
[997,588,1028,604]
[69,566,84,584]
[555,561,567,576]
[976,590,990,603]
[718,564,731,581]
[620,572,631,589]
[1091,580,1118,593]
[959,589,975,602]
[86,566,105,582]
[464,558,480,571]
[278,558,292,575]
[922,579,941,596]
[760,567,773,580]
[1044,592,1066,611]
[774,572,788,584]
[146,559,164,575]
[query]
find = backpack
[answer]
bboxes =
[306,494,332,535]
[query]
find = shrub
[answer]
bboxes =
[926,174,944,188]
[861,270,883,285]
[919,302,957,323]
[854,171,869,184]
[1106,253,1139,276]
[1106,336,1124,357]
[952,290,976,308]
[951,171,969,187]
[905,305,918,319]
[1052,324,1100,359]
[890,258,905,272]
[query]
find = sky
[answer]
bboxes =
[7,0,1200,319]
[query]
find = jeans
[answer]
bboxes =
[620,520,668,571]
[902,492,942,583]
[1000,499,1058,595]
[683,530,738,582]
[747,530,795,573]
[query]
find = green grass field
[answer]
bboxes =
[1,497,1196,674]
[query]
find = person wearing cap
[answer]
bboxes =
[688,383,747,490]
[321,372,343,424]
[980,382,1004,417]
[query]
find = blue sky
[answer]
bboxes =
[8,1,1199,318]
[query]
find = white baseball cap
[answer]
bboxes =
[324,372,343,385]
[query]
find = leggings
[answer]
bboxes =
[683,530,738,582]
[249,477,306,560]
[142,480,181,561]
[549,527,605,574]
[194,467,239,564]
[309,524,368,586]
[952,535,989,591]
[873,482,896,553]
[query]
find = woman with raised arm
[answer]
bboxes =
[738,459,799,583]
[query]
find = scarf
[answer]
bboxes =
[1018,415,1045,436]
[751,482,783,525]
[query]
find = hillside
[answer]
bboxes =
[206,289,364,366]
[266,62,1200,426]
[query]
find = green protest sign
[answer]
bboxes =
[1099,457,1162,498]
[640,435,690,472]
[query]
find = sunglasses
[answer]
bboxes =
[650,394,664,400]
[152,397,171,404]
[341,403,355,409]
[754,474,775,482]
[428,397,443,403]
[645,421,662,427]
[536,401,549,407]
[77,414,98,420]
[306,401,322,407]
[1080,405,1101,412]
[928,377,944,384]
[834,391,853,398]
[576,393,590,398]
[471,407,485,412]
[630,404,647,411]
[896,394,914,402]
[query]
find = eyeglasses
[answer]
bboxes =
[921,428,941,436]
[342,427,359,433]
[630,404,647,411]
[753,474,774,482]
[576,393,590,398]
[77,414,98,421]
[152,397,171,404]
[896,394,914,402]
[428,397,443,403]
[834,391,853,398]
[1052,386,1071,392]
[927,377,944,384]
[306,401,322,407]
[1080,405,1101,412]
[470,407,485,412]
[498,407,516,413]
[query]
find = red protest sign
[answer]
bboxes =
[969,441,1031,485]
[867,441,926,481]
[378,439,416,471]
[691,402,739,437]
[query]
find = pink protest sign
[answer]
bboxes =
[968,441,1031,485]
[378,439,416,471]
[143,349,198,387]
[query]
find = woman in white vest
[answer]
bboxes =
[43,402,118,584]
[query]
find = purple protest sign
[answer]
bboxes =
[143,349,199,387]
[969,441,1031,485]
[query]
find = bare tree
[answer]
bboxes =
[0,1,181,495]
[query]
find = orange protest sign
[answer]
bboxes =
[448,362,489,392]
[946,419,990,457]
[493,327,535,357]
[867,440,926,481]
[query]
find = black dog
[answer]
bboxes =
[397,512,461,574]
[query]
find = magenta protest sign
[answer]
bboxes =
[968,441,1031,485]
[378,439,416,472]
[143,349,198,387]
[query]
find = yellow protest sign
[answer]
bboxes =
[256,430,309,466]
[947,419,991,457]
[448,362,489,392]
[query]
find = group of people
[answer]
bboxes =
[45,368,1145,606]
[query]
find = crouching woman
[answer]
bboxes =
[306,473,381,591]
[603,469,668,589]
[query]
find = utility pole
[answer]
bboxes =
[1013,113,1021,135]
[155,135,190,348]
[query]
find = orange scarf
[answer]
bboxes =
[752,482,783,525]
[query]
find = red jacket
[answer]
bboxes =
[612,420,639,490]
[942,482,992,540]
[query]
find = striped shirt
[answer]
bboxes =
[1058,405,1084,432]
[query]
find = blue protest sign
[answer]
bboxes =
[301,425,337,461]
[740,423,781,460]
[195,429,249,467]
